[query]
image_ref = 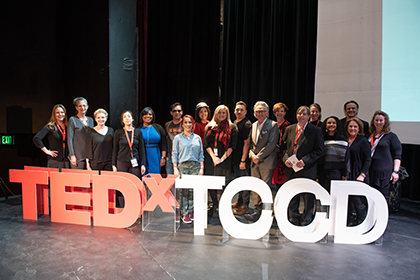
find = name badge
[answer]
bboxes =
[131,158,139,168]
[214,148,218,157]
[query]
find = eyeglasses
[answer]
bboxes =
[172,110,182,113]
[255,110,267,114]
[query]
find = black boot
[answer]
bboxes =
[347,211,357,226]
[356,204,367,224]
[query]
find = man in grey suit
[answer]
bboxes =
[245,101,279,222]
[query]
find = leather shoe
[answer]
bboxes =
[245,210,261,222]
[233,206,249,215]
[231,201,240,208]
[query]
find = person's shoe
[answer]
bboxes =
[189,212,194,221]
[182,215,192,224]
[300,219,313,226]
[245,210,261,222]
[231,201,240,208]
[289,218,300,226]
[233,206,249,215]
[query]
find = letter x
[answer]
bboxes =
[143,174,178,212]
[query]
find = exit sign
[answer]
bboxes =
[1,135,14,145]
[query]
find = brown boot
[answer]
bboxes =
[231,201,240,208]
[233,206,249,215]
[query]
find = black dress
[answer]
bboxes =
[369,132,402,199]
[348,135,371,182]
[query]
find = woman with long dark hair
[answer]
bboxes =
[112,111,146,177]
[318,116,348,192]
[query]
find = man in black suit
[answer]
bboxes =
[283,106,324,226]
[245,101,279,221]
[339,100,370,136]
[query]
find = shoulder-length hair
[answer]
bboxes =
[345,117,365,136]
[369,110,391,134]
[206,105,232,129]
[321,116,343,138]
[120,110,135,126]
[47,104,68,130]
[194,102,211,123]
[138,107,156,127]
[310,103,322,120]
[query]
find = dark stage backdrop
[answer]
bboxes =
[221,0,318,122]
[144,0,221,125]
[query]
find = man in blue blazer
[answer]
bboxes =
[245,101,279,221]
[283,106,324,226]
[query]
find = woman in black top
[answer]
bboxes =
[309,103,323,127]
[204,105,238,208]
[368,111,402,201]
[318,116,348,192]
[33,104,69,168]
[112,111,146,177]
[86,109,114,171]
[345,117,371,225]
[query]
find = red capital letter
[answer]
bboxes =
[9,169,48,220]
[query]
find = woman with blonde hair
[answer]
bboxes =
[33,104,69,168]
[204,105,238,211]
[85,108,114,171]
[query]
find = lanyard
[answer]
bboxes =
[56,123,66,148]
[214,131,219,147]
[370,133,384,157]
[348,135,357,147]
[293,124,306,152]
[124,127,135,158]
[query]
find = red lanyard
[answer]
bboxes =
[56,123,66,148]
[214,131,219,147]
[348,135,357,146]
[124,127,135,158]
[293,124,305,152]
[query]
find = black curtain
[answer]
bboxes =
[145,0,220,125]
[221,0,318,121]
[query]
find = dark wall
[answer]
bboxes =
[0,1,109,196]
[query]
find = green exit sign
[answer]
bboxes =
[1,135,14,145]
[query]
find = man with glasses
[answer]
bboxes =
[245,101,279,222]
[165,102,183,175]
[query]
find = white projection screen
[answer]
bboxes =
[315,0,420,144]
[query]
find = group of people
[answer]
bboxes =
[33,98,402,227]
